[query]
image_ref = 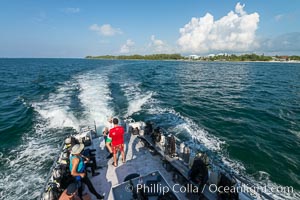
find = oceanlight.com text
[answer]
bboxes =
[125,183,295,198]
[207,184,294,197]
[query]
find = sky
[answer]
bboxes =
[0,0,300,58]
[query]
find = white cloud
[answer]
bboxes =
[120,39,135,53]
[89,24,122,36]
[235,3,246,16]
[150,35,164,46]
[148,35,169,53]
[64,8,80,14]
[177,2,259,54]
[275,14,284,21]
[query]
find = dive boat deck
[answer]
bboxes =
[87,131,188,200]
[41,121,277,200]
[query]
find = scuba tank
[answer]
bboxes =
[155,131,161,143]
[170,135,176,156]
[133,127,140,135]
[196,152,210,166]
[188,151,195,169]
[64,137,71,145]
[165,135,172,155]
[160,134,165,152]
[179,143,185,160]
[52,166,62,181]
[180,143,185,153]
[43,182,61,200]
[160,134,165,146]
[144,121,153,135]
[183,146,190,164]
[151,127,160,143]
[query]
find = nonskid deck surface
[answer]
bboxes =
[85,132,189,200]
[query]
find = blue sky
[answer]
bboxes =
[0,0,299,57]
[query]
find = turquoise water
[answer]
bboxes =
[0,59,299,199]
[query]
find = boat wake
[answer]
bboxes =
[76,71,114,130]
[121,82,153,117]
[32,80,81,130]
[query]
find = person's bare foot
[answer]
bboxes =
[112,162,118,167]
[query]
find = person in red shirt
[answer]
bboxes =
[108,118,125,167]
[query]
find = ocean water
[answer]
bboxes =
[0,58,299,199]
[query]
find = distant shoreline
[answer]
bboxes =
[86,58,300,63]
[86,53,300,63]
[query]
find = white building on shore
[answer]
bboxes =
[187,55,200,60]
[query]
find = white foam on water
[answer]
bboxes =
[290,130,300,139]
[32,80,80,130]
[127,92,153,117]
[33,69,115,131]
[121,82,142,97]
[76,71,114,131]
[148,106,224,151]
[121,82,154,117]
[37,107,79,129]
[246,171,299,200]
[219,155,246,175]
[0,125,61,200]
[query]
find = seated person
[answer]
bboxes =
[102,127,113,159]
[69,144,104,200]
[65,137,100,176]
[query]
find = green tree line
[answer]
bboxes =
[86,54,184,60]
[202,54,273,61]
[287,55,300,60]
